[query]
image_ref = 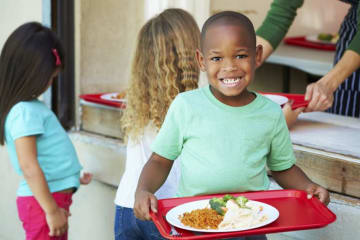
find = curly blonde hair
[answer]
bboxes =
[122,8,200,140]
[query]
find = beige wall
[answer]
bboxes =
[76,0,145,94]
[210,0,349,35]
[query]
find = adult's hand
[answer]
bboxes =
[304,78,334,112]
[305,50,360,112]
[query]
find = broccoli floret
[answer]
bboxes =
[209,197,226,215]
[235,196,249,208]
[209,195,250,215]
[222,194,235,202]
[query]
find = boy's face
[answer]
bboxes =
[196,24,262,103]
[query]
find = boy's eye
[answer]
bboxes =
[236,54,247,59]
[210,57,222,62]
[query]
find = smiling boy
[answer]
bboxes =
[134,12,329,236]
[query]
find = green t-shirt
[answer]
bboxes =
[151,86,295,197]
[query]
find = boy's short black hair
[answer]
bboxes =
[200,11,256,51]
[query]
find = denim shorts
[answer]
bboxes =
[114,205,166,240]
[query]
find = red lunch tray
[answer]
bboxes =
[79,93,126,108]
[150,189,336,240]
[284,36,336,51]
[260,92,309,110]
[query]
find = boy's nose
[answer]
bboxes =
[221,65,237,72]
[221,59,237,72]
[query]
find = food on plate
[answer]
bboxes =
[179,208,223,229]
[179,195,268,230]
[317,33,339,44]
[111,91,126,100]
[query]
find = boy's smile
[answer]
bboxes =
[197,24,262,106]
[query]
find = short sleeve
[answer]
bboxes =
[151,96,187,160]
[267,112,296,171]
[7,104,45,140]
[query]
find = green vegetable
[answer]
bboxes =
[209,197,226,215]
[235,196,248,208]
[317,33,333,41]
[223,194,235,202]
[209,195,250,215]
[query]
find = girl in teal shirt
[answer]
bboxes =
[0,22,91,240]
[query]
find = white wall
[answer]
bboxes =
[0,0,42,48]
[0,1,42,238]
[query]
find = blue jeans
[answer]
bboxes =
[114,205,166,240]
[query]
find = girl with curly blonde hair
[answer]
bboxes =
[114,8,200,239]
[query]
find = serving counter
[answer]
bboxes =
[290,112,360,198]
[266,43,335,92]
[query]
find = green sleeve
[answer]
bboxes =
[256,0,304,49]
[347,4,360,54]
[267,110,296,172]
[151,95,187,160]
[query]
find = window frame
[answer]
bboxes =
[51,0,75,130]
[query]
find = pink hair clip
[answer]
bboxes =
[52,48,62,66]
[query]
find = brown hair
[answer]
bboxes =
[0,22,64,145]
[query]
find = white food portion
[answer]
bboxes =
[218,200,267,230]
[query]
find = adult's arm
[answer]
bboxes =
[305,3,360,112]
[305,50,360,111]
[256,0,304,64]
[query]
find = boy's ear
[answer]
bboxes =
[196,49,206,72]
[255,44,263,69]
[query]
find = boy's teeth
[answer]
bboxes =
[223,78,240,84]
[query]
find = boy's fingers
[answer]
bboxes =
[306,185,315,199]
[315,188,330,205]
[150,196,158,213]
[135,199,150,220]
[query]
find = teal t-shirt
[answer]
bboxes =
[5,100,82,196]
[151,86,296,197]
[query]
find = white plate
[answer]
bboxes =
[100,93,126,102]
[263,94,288,105]
[166,199,279,233]
[305,35,336,45]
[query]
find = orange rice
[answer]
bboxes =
[179,208,224,229]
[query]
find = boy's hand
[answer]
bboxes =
[134,190,158,221]
[306,183,330,206]
[80,172,92,185]
[46,207,70,237]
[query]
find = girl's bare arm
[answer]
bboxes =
[15,136,69,236]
